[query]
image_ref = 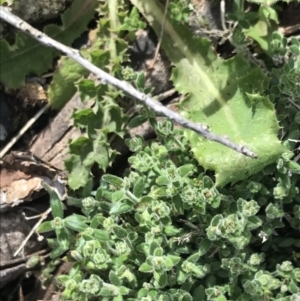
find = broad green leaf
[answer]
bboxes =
[83,178,94,198]
[37,221,54,233]
[109,271,121,287]
[51,193,64,219]
[112,225,128,239]
[112,190,126,202]
[119,286,130,295]
[156,271,168,288]
[56,228,70,250]
[167,255,181,266]
[133,177,145,197]
[102,174,124,188]
[64,214,88,232]
[139,262,153,273]
[177,164,194,178]
[128,115,148,128]
[156,176,169,186]
[192,285,206,301]
[93,229,110,242]
[109,200,132,215]
[149,241,160,256]
[42,181,64,218]
[0,0,98,88]
[132,0,286,187]
[99,287,115,297]
[199,239,211,256]
[186,252,200,263]
[50,245,68,259]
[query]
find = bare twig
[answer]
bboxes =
[148,0,169,70]
[0,7,257,158]
[0,103,50,158]
[283,92,300,111]
[13,207,52,257]
[220,0,227,31]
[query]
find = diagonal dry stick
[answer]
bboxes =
[0,7,257,158]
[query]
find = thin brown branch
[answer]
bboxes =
[148,0,169,70]
[0,7,257,158]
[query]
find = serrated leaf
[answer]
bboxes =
[48,57,89,110]
[77,79,98,102]
[65,135,111,190]
[132,0,286,187]
[0,0,98,88]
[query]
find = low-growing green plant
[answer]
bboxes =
[34,1,300,300]
[39,118,300,301]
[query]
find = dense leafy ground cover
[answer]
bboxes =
[1,0,300,300]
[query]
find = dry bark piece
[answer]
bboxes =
[29,75,96,170]
[0,151,66,211]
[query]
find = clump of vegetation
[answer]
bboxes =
[40,118,300,301]
[31,0,300,300]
